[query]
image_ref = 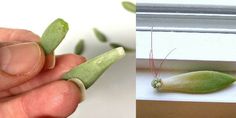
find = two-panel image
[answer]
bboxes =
[0,0,236,118]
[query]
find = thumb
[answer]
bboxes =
[0,42,45,91]
[0,81,81,118]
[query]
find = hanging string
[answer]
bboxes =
[149,27,159,78]
[149,27,176,79]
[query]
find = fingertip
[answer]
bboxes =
[57,54,86,65]
[0,81,81,118]
[55,54,86,73]
[21,80,81,117]
[76,55,86,64]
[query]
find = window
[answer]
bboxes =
[136,2,236,103]
[137,0,236,6]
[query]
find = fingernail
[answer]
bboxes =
[0,42,42,75]
[68,79,86,102]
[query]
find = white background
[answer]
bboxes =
[0,0,135,118]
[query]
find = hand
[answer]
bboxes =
[0,28,86,118]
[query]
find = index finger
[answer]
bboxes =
[0,28,40,42]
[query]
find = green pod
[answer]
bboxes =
[39,18,69,69]
[63,47,125,89]
[40,18,69,55]
[152,71,236,93]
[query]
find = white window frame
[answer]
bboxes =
[136,3,236,71]
[136,3,236,103]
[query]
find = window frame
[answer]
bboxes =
[136,3,236,71]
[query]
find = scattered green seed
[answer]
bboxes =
[93,28,108,43]
[152,71,236,93]
[40,18,69,54]
[75,39,85,55]
[63,47,126,89]
[122,1,136,13]
[110,43,135,52]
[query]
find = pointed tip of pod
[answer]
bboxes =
[115,47,126,58]
[63,47,126,89]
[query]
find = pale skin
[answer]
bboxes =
[0,28,86,118]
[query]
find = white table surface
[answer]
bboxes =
[0,0,135,118]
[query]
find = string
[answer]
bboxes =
[149,27,159,78]
[149,27,176,79]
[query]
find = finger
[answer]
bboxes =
[0,42,45,91]
[0,54,86,98]
[0,28,43,90]
[0,28,40,42]
[0,81,81,118]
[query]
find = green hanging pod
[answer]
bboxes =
[152,71,236,93]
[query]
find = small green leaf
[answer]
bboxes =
[75,39,85,55]
[110,43,135,52]
[93,28,107,43]
[122,1,136,13]
[40,18,69,54]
